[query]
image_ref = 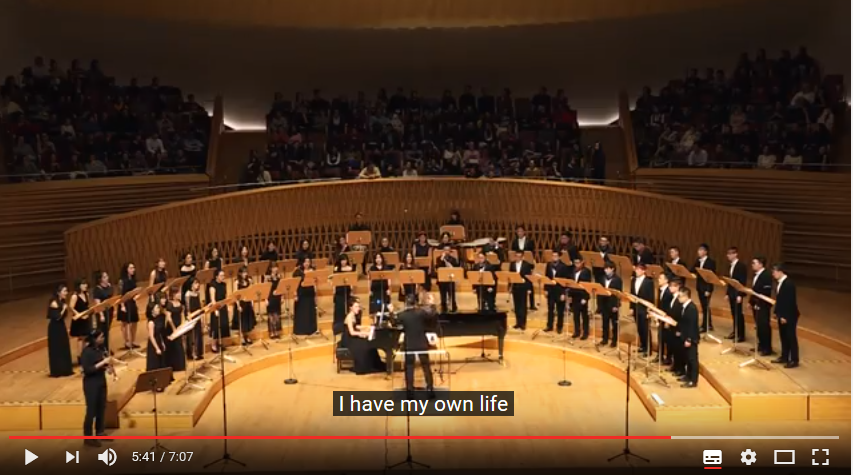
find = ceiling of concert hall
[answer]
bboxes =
[29,0,752,29]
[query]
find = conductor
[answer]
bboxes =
[396,294,436,396]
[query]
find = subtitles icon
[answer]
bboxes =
[774,450,795,465]
[703,450,722,466]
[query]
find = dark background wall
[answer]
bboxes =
[0,0,848,129]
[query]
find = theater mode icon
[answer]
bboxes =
[703,449,722,466]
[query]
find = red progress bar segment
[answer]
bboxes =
[10,436,673,440]
[704,467,723,470]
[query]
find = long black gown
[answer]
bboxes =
[179,265,196,297]
[267,274,282,332]
[293,268,317,335]
[414,242,432,291]
[232,278,257,332]
[145,307,169,371]
[166,301,186,371]
[341,313,384,375]
[47,302,74,377]
[69,292,91,337]
[369,264,394,314]
[117,278,139,323]
[185,291,204,359]
[92,284,113,353]
[332,267,354,335]
[209,281,231,341]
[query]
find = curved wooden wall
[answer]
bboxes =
[64,178,782,281]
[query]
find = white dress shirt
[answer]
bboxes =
[633,275,645,293]
[517,237,527,250]
[752,268,764,287]
[698,256,707,269]
[729,259,738,277]
[776,275,787,293]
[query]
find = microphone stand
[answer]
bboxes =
[203,323,246,470]
[607,340,649,466]
[387,391,429,470]
[283,284,299,385]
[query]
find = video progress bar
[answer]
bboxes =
[671,436,839,440]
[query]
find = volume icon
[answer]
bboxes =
[98,448,117,466]
[66,451,79,463]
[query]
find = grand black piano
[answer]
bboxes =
[366,311,508,374]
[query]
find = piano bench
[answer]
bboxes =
[336,347,354,373]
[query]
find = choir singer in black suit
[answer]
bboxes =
[599,262,622,347]
[771,263,800,368]
[470,252,498,312]
[511,225,537,310]
[509,251,533,331]
[725,247,747,342]
[630,264,655,356]
[750,256,775,356]
[676,288,700,388]
[396,294,436,394]
[543,251,570,334]
[693,244,716,332]
[632,238,655,266]
[570,256,592,340]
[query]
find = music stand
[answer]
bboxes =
[163,276,189,295]
[369,269,397,317]
[440,225,466,242]
[609,255,634,282]
[464,271,498,364]
[665,262,695,282]
[645,264,664,282]
[328,271,358,362]
[275,259,299,275]
[581,251,607,270]
[134,367,173,452]
[207,297,237,365]
[203,304,247,471]
[247,281,273,349]
[610,289,642,367]
[525,272,545,311]
[381,252,400,267]
[221,263,244,294]
[720,277,761,358]
[274,277,301,384]
[168,313,207,393]
[604,290,631,360]
[116,286,151,360]
[436,267,463,313]
[736,286,775,370]
[229,286,256,357]
[694,268,725,344]
[398,269,425,298]
[581,281,610,352]
[607,337,650,467]
[248,260,273,279]
[638,301,677,388]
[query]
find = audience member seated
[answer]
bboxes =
[0,57,211,182]
[256,87,602,184]
[632,47,846,171]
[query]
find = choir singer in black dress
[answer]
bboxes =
[396,294,436,395]
[47,284,74,377]
[146,293,170,375]
[544,251,569,333]
[293,258,318,336]
[184,278,205,360]
[435,245,460,313]
[92,271,114,354]
[771,263,800,368]
[368,253,394,315]
[333,255,355,333]
[117,263,140,351]
[80,330,113,447]
[265,265,283,340]
[233,266,256,345]
[208,270,231,352]
[68,279,92,361]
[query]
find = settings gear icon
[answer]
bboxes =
[741,449,757,465]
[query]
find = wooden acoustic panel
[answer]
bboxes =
[64,178,782,283]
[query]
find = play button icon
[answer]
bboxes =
[24,449,38,465]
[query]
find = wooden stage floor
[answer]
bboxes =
[0,284,848,471]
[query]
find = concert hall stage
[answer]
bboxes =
[0,282,848,436]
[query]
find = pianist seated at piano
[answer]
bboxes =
[341,297,385,375]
